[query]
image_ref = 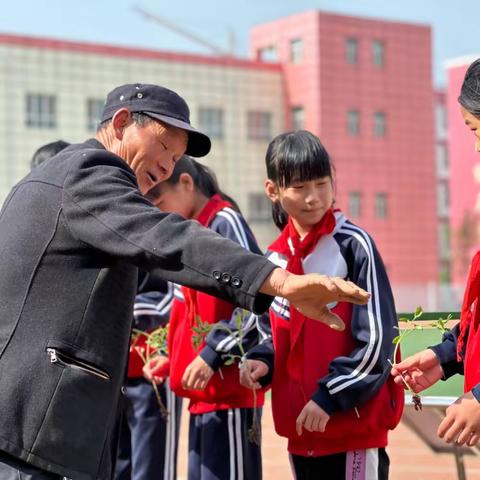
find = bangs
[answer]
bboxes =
[269,131,331,187]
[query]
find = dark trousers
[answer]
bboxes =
[188,408,262,480]
[0,450,62,479]
[115,378,182,480]
[291,448,389,480]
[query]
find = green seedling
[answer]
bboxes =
[391,306,451,411]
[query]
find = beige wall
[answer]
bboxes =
[0,42,285,248]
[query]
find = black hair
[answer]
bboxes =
[265,130,333,230]
[148,155,240,212]
[459,58,480,116]
[30,140,70,169]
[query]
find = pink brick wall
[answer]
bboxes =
[251,11,438,285]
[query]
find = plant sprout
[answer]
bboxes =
[391,306,451,411]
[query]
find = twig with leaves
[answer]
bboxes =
[191,310,261,445]
[131,326,170,418]
[391,306,451,411]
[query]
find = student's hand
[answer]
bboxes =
[182,355,214,390]
[391,349,443,393]
[239,359,269,389]
[143,355,169,384]
[296,400,330,436]
[260,269,370,331]
[438,392,480,446]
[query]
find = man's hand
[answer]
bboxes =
[438,392,480,447]
[260,268,370,331]
[296,400,330,436]
[182,355,214,390]
[143,355,169,385]
[391,349,443,393]
[239,359,269,390]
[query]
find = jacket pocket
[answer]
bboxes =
[46,343,110,381]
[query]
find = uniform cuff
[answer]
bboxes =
[311,384,339,415]
[472,384,480,403]
[199,345,224,371]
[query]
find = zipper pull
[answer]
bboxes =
[46,348,58,363]
[354,407,360,418]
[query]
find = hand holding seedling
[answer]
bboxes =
[262,269,370,331]
[239,359,269,390]
[296,400,330,436]
[182,355,214,390]
[391,349,444,393]
[438,392,480,447]
[143,355,169,385]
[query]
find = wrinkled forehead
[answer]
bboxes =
[150,120,188,146]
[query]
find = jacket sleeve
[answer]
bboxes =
[312,229,397,415]
[429,323,464,379]
[199,210,270,369]
[61,151,274,314]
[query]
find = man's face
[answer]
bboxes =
[118,119,188,194]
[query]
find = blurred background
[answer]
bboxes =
[3,1,474,314]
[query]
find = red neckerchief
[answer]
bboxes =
[268,208,336,384]
[182,194,233,326]
[457,250,480,361]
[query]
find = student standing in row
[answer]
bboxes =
[242,130,403,480]
[145,156,269,480]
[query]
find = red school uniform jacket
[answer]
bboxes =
[168,195,269,414]
[250,211,404,456]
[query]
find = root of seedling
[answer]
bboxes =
[247,388,261,445]
[152,380,169,419]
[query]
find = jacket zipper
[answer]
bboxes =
[46,348,110,381]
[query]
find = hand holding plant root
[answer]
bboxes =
[191,312,262,444]
[134,327,170,418]
[239,360,269,390]
[390,307,450,411]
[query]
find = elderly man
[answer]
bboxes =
[0,83,368,479]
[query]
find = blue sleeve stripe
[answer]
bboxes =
[326,223,383,394]
[215,208,250,250]
[215,311,257,352]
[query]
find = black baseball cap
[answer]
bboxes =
[101,83,211,157]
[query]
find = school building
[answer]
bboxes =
[0,10,448,310]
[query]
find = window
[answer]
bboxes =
[436,144,449,176]
[437,182,449,218]
[247,111,272,140]
[375,193,388,219]
[87,99,104,131]
[348,192,362,218]
[290,38,303,64]
[26,94,56,128]
[372,40,385,67]
[198,107,224,139]
[346,38,358,64]
[435,104,447,140]
[248,192,271,222]
[373,112,386,137]
[438,223,450,260]
[291,106,304,130]
[258,46,278,63]
[347,110,360,136]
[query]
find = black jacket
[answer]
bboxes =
[0,139,274,479]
